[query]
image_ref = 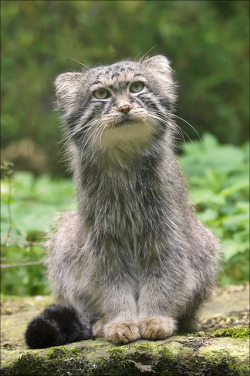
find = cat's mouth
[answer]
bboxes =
[115,114,142,127]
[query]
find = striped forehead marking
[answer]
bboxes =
[89,68,145,92]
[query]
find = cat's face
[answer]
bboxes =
[55,55,176,154]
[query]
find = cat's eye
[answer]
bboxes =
[130,81,144,93]
[93,88,110,99]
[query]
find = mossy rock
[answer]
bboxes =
[1,286,249,376]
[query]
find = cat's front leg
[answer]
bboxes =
[139,316,176,340]
[104,321,140,344]
[90,250,140,344]
[100,287,140,344]
[93,308,140,344]
[93,318,140,344]
[137,272,178,340]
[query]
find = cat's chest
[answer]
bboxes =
[85,172,163,238]
[95,182,145,229]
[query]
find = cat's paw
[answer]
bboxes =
[92,319,105,338]
[104,321,140,344]
[139,316,175,340]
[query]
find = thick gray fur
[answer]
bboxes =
[45,55,220,343]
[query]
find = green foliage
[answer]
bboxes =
[1,161,14,179]
[1,135,249,295]
[180,134,249,284]
[1,245,47,296]
[1,172,75,245]
[1,172,75,295]
[1,1,249,175]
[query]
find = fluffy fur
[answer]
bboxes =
[25,55,220,348]
[25,304,92,348]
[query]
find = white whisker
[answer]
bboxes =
[171,114,200,140]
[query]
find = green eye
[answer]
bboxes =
[93,88,110,99]
[130,81,144,93]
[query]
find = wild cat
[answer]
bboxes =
[25,55,220,348]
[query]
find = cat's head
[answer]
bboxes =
[55,55,176,154]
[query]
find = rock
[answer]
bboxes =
[1,286,249,376]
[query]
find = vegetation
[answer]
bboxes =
[1,135,249,296]
[1,1,249,175]
[213,327,249,339]
[1,171,75,295]
[180,134,249,285]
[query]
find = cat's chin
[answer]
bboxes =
[98,121,157,154]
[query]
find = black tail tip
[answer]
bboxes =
[25,304,93,349]
[25,316,58,349]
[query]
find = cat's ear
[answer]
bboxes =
[143,55,176,103]
[143,55,172,79]
[54,72,84,110]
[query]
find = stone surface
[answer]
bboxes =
[1,286,249,376]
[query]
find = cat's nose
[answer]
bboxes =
[119,104,132,114]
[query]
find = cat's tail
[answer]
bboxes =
[25,304,92,349]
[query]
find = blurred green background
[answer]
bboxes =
[1,1,249,295]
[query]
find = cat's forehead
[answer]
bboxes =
[88,61,144,86]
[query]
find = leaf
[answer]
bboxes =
[222,238,249,261]
[190,189,225,206]
[220,180,249,198]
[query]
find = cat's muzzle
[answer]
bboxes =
[115,114,139,127]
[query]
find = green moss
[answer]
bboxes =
[106,347,132,369]
[70,347,81,355]
[107,347,127,357]
[1,351,92,376]
[199,338,249,376]
[46,346,68,359]
[131,342,154,352]
[2,338,249,376]
[213,327,249,339]
[1,331,250,375]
